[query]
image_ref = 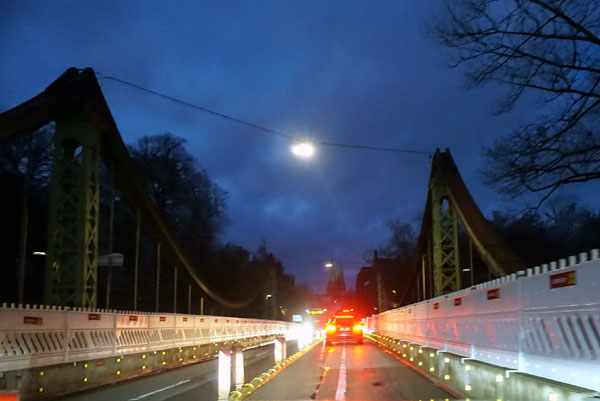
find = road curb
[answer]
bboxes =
[228,339,323,401]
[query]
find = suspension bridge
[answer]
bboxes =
[0,68,598,401]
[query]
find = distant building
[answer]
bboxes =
[326,262,346,298]
[355,264,377,315]
[356,250,418,315]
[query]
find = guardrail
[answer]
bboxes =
[367,249,600,392]
[0,306,299,372]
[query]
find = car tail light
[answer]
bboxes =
[326,324,336,332]
[353,324,363,332]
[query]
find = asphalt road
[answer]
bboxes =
[247,340,454,401]
[57,342,297,401]
[56,340,453,401]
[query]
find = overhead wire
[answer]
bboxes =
[96,72,432,156]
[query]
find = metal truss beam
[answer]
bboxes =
[431,173,460,296]
[44,114,100,308]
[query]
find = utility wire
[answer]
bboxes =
[96,72,432,156]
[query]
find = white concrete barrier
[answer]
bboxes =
[0,307,299,372]
[367,249,600,392]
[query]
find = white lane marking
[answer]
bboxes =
[128,379,191,400]
[335,346,347,400]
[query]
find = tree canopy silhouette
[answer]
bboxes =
[435,0,600,204]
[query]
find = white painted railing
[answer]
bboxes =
[367,249,600,392]
[0,306,299,372]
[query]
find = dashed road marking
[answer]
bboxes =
[128,379,190,400]
[335,346,347,400]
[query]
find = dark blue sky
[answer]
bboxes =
[1,1,595,292]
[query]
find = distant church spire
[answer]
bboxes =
[326,263,337,296]
[336,262,346,292]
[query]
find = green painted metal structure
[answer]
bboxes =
[0,68,524,307]
[0,67,256,309]
[430,171,461,296]
[44,115,101,308]
[414,149,524,298]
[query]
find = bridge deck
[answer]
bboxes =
[248,340,452,401]
[56,342,298,401]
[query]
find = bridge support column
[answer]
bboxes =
[232,345,244,390]
[44,113,101,308]
[217,348,232,400]
[430,172,460,296]
[274,337,286,365]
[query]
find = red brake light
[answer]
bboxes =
[326,324,336,332]
[353,324,363,332]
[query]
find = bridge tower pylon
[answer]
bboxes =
[44,110,101,308]
[430,168,460,296]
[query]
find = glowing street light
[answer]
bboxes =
[324,262,333,268]
[291,142,315,158]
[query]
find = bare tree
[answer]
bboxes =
[435,0,600,204]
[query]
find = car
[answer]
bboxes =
[325,310,363,345]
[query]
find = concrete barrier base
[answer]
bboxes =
[368,333,599,401]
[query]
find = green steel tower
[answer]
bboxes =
[44,113,101,308]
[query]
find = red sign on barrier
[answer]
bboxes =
[454,298,462,306]
[88,314,101,320]
[0,390,20,400]
[159,316,167,322]
[433,302,439,310]
[200,318,205,322]
[129,315,138,322]
[182,317,188,322]
[550,271,576,289]
[23,316,43,325]
[95,359,105,367]
[487,288,500,300]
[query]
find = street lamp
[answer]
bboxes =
[291,142,315,158]
[324,262,333,268]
